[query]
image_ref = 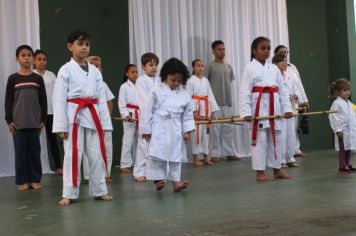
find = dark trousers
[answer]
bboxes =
[338,137,351,167]
[45,115,62,169]
[13,128,42,185]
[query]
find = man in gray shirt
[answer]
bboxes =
[204,40,240,162]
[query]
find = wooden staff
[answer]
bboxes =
[111,117,138,121]
[194,110,337,125]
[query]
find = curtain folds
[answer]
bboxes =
[0,0,52,176]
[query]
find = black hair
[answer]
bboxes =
[123,64,137,82]
[34,49,47,58]
[191,59,202,75]
[329,78,351,98]
[211,40,224,50]
[272,53,286,64]
[141,52,159,66]
[16,45,34,58]
[67,30,91,43]
[274,45,287,54]
[250,36,270,61]
[160,58,190,85]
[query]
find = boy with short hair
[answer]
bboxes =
[5,45,47,191]
[53,30,113,205]
[134,52,160,182]
[82,55,115,183]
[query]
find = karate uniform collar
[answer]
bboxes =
[70,58,90,76]
[127,79,135,87]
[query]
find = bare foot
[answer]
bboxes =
[135,176,146,182]
[210,157,221,163]
[256,173,274,181]
[193,160,204,166]
[173,180,189,192]
[204,160,214,165]
[94,195,113,201]
[55,168,63,175]
[294,152,306,158]
[287,162,300,168]
[274,170,292,179]
[59,198,71,205]
[120,168,131,173]
[281,163,288,169]
[155,180,165,191]
[227,156,242,161]
[30,183,43,190]
[17,184,29,191]
[105,177,112,184]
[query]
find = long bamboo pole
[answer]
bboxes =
[194,110,337,125]
[111,110,337,125]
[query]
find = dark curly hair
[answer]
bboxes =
[160,58,190,85]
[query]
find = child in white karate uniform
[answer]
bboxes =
[329,78,356,174]
[53,31,113,205]
[239,37,293,181]
[118,64,139,173]
[134,53,160,182]
[186,59,218,166]
[82,56,115,183]
[141,58,195,192]
[272,54,300,168]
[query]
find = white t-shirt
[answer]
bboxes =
[34,69,56,114]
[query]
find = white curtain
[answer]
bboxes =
[0,0,53,177]
[129,0,289,157]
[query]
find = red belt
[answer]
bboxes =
[127,104,139,128]
[192,95,209,144]
[67,98,108,187]
[251,86,278,159]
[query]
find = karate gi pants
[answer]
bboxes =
[63,126,107,199]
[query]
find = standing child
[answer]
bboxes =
[328,78,356,173]
[82,55,115,183]
[118,64,139,173]
[134,53,160,182]
[274,45,309,158]
[53,30,113,205]
[239,37,292,181]
[272,53,300,168]
[141,58,195,192]
[186,59,219,166]
[5,45,47,191]
[33,49,63,175]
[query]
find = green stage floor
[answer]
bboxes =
[1,150,356,236]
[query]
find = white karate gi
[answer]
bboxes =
[83,82,115,180]
[53,58,112,199]
[287,64,308,155]
[134,73,161,178]
[239,59,292,170]
[118,80,139,168]
[186,75,219,155]
[141,83,195,181]
[280,70,302,164]
[329,97,356,151]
